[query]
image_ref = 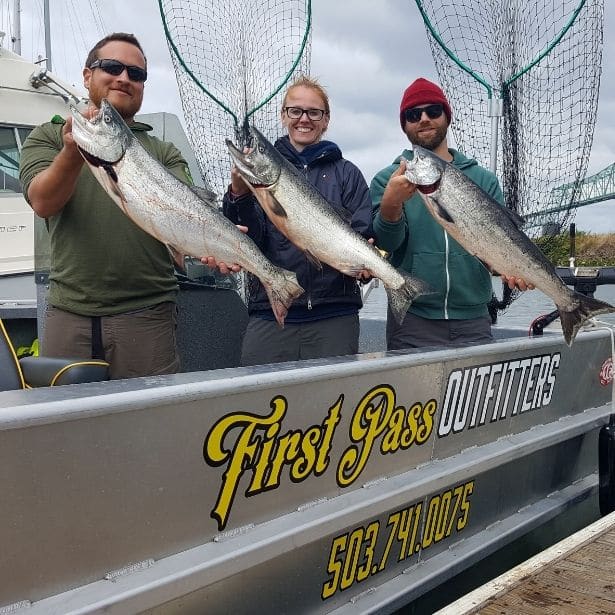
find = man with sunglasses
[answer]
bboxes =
[20,33,193,379]
[371,77,522,350]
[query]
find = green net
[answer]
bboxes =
[415,0,604,237]
[158,0,312,196]
[415,0,604,314]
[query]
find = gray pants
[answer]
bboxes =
[241,314,359,367]
[386,308,492,350]
[43,303,180,380]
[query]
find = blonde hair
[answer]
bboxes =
[282,75,330,115]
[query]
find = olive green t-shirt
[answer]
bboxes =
[19,119,192,316]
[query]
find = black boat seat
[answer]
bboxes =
[19,356,110,387]
[0,319,25,391]
[0,319,109,391]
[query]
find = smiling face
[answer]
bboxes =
[281,85,330,152]
[83,40,146,122]
[403,104,449,151]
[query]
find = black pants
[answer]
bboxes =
[240,314,359,367]
[386,309,492,350]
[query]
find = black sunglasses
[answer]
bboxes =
[89,59,147,83]
[404,103,444,123]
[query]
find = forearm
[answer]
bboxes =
[378,191,405,222]
[372,211,408,253]
[27,147,84,218]
[223,189,266,245]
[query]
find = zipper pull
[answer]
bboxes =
[308,298,312,310]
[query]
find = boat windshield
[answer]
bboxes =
[0,125,31,193]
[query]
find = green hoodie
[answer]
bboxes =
[371,148,503,320]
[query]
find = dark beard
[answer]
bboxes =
[409,123,448,151]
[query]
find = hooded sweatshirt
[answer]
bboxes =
[370,148,503,320]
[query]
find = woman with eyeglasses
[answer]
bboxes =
[223,76,374,366]
[370,77,529,350]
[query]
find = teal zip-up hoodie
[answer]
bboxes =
[370,148,503,320]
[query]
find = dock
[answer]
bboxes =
[436,510,615,614]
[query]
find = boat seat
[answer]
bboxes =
[0,319,109,392]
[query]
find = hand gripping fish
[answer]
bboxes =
[404,145,614,345]
[226,127,432,325]
[69,100,303,326]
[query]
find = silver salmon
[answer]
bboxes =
[404,145,614,345]
[226,126,432,324]
[69,100,304,326]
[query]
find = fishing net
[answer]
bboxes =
[157,0,312,197]
[415,0,604,311]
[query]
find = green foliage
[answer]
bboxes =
[534,232,615,266]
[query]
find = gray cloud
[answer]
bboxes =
[11,0,613,231]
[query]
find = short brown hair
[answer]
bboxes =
[85,32,146,69]
[282,75,330,116]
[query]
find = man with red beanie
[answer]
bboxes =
[370,77,523,349]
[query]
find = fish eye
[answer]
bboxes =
[258,145,265,153]
[103,114,112,124]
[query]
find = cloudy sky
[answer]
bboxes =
[8,0,615,232]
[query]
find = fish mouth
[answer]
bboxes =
[225,138,270,187]
[77,146,116,168]
[416,179,441,194]
[405,145,443,187]
[69,103,124,165]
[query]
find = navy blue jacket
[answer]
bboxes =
[223,135,374,321]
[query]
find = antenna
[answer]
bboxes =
[12,0,21,55]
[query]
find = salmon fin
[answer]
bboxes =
[252,189,287,220]
[190,185,218,206]
[305,250,323,271]
[270,195,288,218]
[502,206,525,229]
[431,197,455,224]
[386,272,434,325]
[558,292,615,346]
[261,268,305,327]
[83,159,128,213]
[336,207,353,225]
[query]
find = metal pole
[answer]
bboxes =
[12,0,21,55]
[43,0,52,71]
[488,96,503,175]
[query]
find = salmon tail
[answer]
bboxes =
[262,268,305,327]
[386,272,434,326]
[559,292,615,346]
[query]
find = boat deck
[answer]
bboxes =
[437,510,615,614]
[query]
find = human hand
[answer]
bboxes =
[200,258,242,275]
[199,225,248,273]
[357,237,375,281]
[60,117,83,159]
[62,106,98,160]
[501,275,535,291]
[230,166,250,197]
[380,160,417,221]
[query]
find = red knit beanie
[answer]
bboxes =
[399,77,452,128]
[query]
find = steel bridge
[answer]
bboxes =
[525,162,615,227]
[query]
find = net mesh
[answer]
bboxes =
[416,0,603,235]
[415,0,604,312]
[158,0,312,196]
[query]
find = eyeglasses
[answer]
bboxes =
[284,107,326,121]
[89,59,148,83]
[404,103,444,124]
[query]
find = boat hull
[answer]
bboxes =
[0,329,613,613]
